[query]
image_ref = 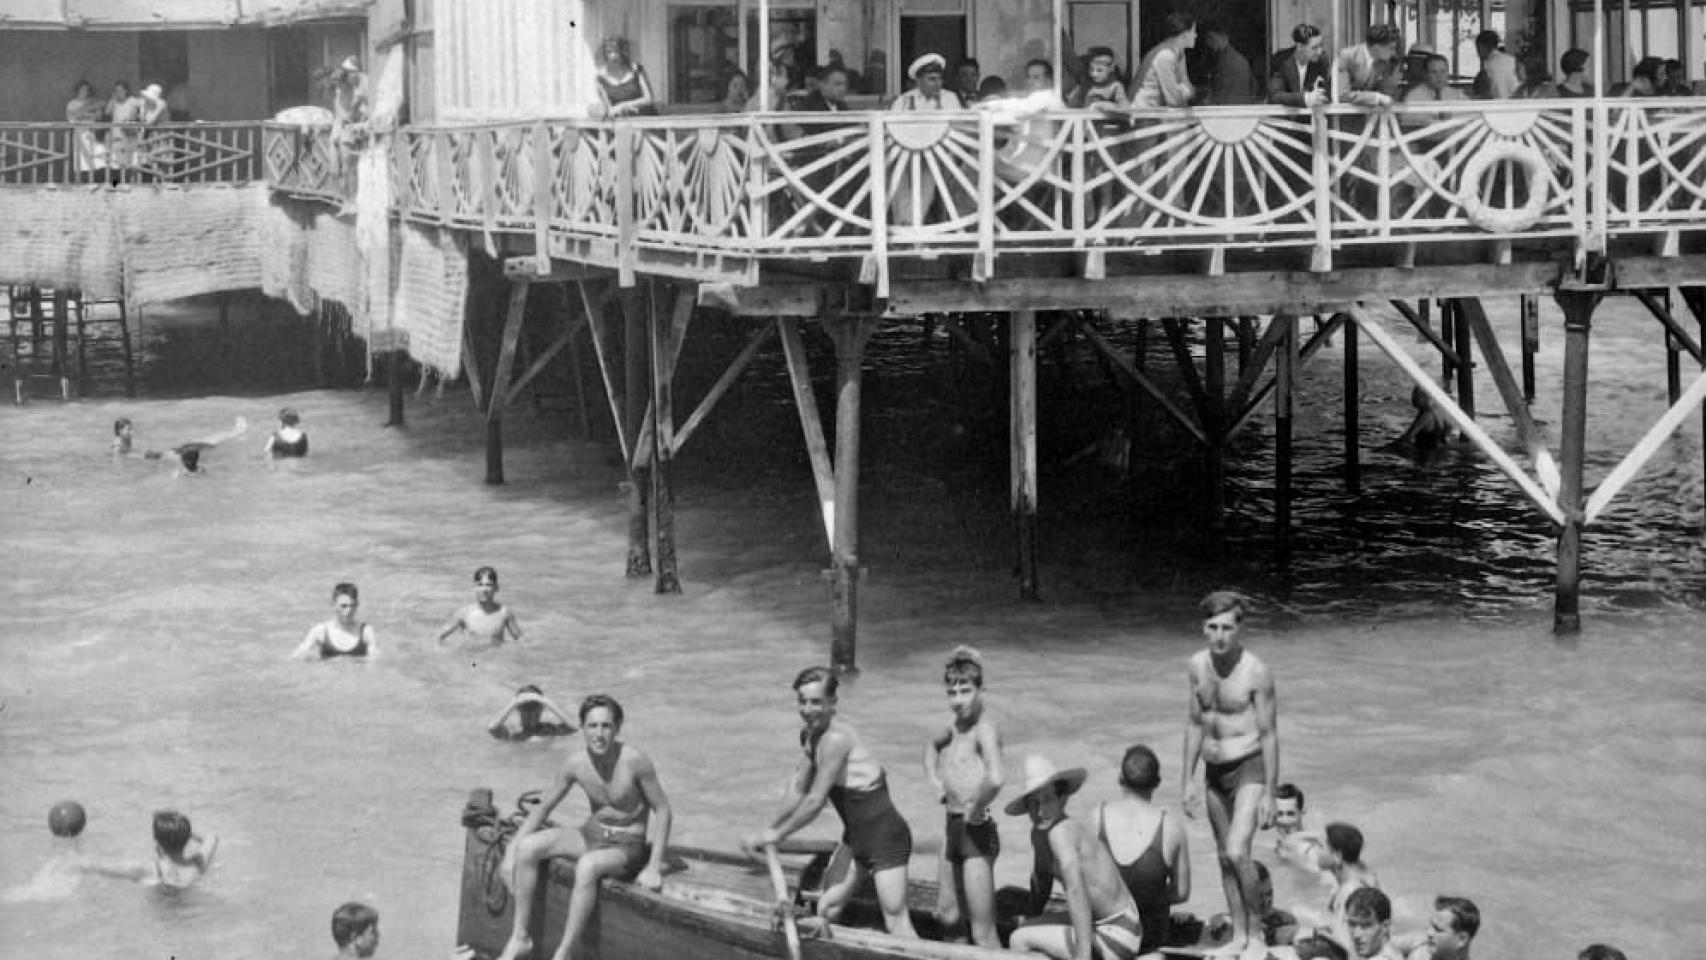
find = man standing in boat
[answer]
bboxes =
[1181,591,1279,960]
[495,694,673,960]
[743,666,919,937]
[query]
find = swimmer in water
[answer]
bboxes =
[3,801,92,902]
[291,582,380,660]
[437,567,523,647]
[1392,385,1452,452]
[1273,782,1325,868]
[1299,822,1380,955]
[83,809,218,890]
[330,901,381,959]
[921,645,1005,948]
[263,407,309,464]
[115,415,249,477]
[488,684,577,741]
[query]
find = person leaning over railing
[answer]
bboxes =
[1269,24,1328,108]
[1332,24,1402,218]
[1397,55,1468,218]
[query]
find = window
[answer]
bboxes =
[139,31,191,91]
[665,5,820,105]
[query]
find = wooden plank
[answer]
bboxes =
[461,313,486,412]
[674,322,775,454]
[503,257,615,283]
[1011,310,1039,600]
[650,281,682,594]
[486,281,532,420]
[576,281,630,458]
[1161,318,1211,430]
[827,317,880,671]
[1585,364,1706,524]
[1226,315,1288,416]
[777,318,838,549]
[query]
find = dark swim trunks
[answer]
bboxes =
[1204,752,1265,812]
[830,780,913,873]
[579,820,650,880]
[943,812,999,863]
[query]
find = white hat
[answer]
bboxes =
[340,55,360,73]
[141,83,163,100]
[1004,755,1088,816]
[908,53,947,81]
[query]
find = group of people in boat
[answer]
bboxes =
[478,590,1632,960]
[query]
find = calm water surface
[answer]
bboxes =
[1,296,1702,960]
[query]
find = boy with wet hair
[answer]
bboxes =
[1273,782,1324,866]
[488,684,576,740]
[1413,895,1478,960]
[84,809,218,888]
[1308,822,1378,955]
[1343,887,1402,959]
[331,901,381,958]
[922,645,1005,947]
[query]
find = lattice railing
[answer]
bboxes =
[3,122,266,185]
[276,102,1706,276]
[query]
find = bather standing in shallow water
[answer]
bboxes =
[291,582,379,660]
[263,407,309,463]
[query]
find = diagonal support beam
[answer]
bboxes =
[1221,313,1346,443]
[674,322,776,454]
[505,310,588,408]
[1161,318,1212,430]
[1458,297,1561,499]
[630,291,696,470]
[777,318,838,549]
[1633,289,1705,363]
[1075,317,1210,448]
[576,280,630,458]
[1392,298,1464,368]
[1227,314,1289,415]
[1584,365,1706,523]
[1351,308,1565,526]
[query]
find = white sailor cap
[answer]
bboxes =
[908,53,947,80]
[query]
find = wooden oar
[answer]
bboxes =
[764,843,804,960]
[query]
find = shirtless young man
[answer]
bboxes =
[1007,756,1145,960]
[495,694,672,960]
[1181,590,1279,959]
[921,646,1005,947]
[437,567,524,647]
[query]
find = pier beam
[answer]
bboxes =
[622,291,653,578]
[1452,299,1476,419]
[1275,314,1297,558]
[1554,290,1600,633]
[827,317,880,673]
[649,283,684,595]
[386,350,407,427]
[1206,318,1228,524]
[1010,309,1039,600]
[1521,294,1539,402]
[1342,313,1360,493]
[484,281,530,485]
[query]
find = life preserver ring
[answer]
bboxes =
[1458,141,1549,233]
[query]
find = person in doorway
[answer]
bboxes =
[595,37,658,117]
[922,646,1005,947]
[1269,24,1329,107]
[1091,745,1190,956]
[1203,25,1258,105]
[437,566,524,647]
[139,84,169,126]
[720,70,751,113]
[1470,31,1519,100]
[67,80,107,178]
[742,666,918,937]
[1180,589,1279,960]
[494,694,672,960]
[488,685,576,741]
[1007,755,1145,960]
[330,902,381,959]
[263,407,309,461]
[1129,14,1197,109]
[105,81,144,181]
[292,582,379,660]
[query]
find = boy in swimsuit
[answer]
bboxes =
[263,407,309,462]
[921,646,1005,947]
[488,685,577,740]
[1300,822,1379,955]
[1343,887,1404,960]
[1092,745,1190,956]
[291,582,380,660]
[1181,590,1279,960]
[1008,755,1145,960]
[84,810,218,889]
[496,694,672,960]
[330,901,381,959]
[437,567,523,647]
[743,666,918,937]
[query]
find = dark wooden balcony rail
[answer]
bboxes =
[0,122,267,185]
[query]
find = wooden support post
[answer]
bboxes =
[1343,313,1360,493]
[51,289,69,383]
[623,289,652,578]
[1205,317,1227,524]
[1664,289,1683,405]
[119,301,135,398]
[73,292,87,397]
[1010,310,1040,600]
[826,317,880,673]
[1237,317,1255,371]
[485,281,530,486]
[1452,298,1476,419]
[1521,293,1539,403]
[1553,290,1599,634]
[650,283,684,595]
[386,351,406,427]
[1440,299,1456,389]
[1275,314,1297,559]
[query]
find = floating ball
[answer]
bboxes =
[48,800,86,838]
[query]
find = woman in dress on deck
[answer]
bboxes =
[67,81,107,178]
[595,37,658,117]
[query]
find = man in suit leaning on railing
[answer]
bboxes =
[1269,24,1329,108]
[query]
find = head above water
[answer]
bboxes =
[114,418,133,436]
[49,800,87,838]
[474,566,498,586]
[1119,744,1161,795]
[332,582,359,603]
[943,645,984,688]
[1428,895,1480,960]
[1325,821,1364,864]
[578,692,624,728]
[331,901,380,955]
[1577,946,1627,960]
[152,809,192,856]
[1199,590,1249,622]
[793,664,839,698]
[1345,885,1391,924]
[1294,936,1350,960]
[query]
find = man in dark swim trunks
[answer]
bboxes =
[1181,591,1279,960]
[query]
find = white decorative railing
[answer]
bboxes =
[256,100,1706,278]
[2,122,266,185]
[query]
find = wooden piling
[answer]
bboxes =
[649,283,683,595]
[1521,294,1539,403]
[1665,287,1683,405]
[1342,313,1360,493]
[623,290,653,578]
[1275,314,1297,558]
[1205,317,1228,524]
[1452,299,1476,419]
[1010,309,1039,600]
[827,317,879,673]
[484,281,530,485]
[1554,290,1599,633]
[386,351,407,427]
[1439,299,1456,388]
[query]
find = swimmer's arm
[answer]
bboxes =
[486,700,522,735]
[969,717,1005,820]
[536,697,575,729]
[81,858,151,882]
[361,624,379,661]
[634,753,672,887]
[191,833,219,872]
[922,724,951,802]
[436,609,467,644]
[516,767,577,840]
[766,731,849,842]
[505,609,524,644]
[289,623,326,660]
[1051,825,1094,960]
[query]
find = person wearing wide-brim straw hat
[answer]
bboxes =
[1006,755,1146,960]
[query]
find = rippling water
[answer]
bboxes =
[1,295,1702,960]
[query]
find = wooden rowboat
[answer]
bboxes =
[454,789,1292,960]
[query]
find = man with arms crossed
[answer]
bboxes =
[1182,590,1279,959]
[496,694,672,960]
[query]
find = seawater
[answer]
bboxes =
[1,295,1702,960]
